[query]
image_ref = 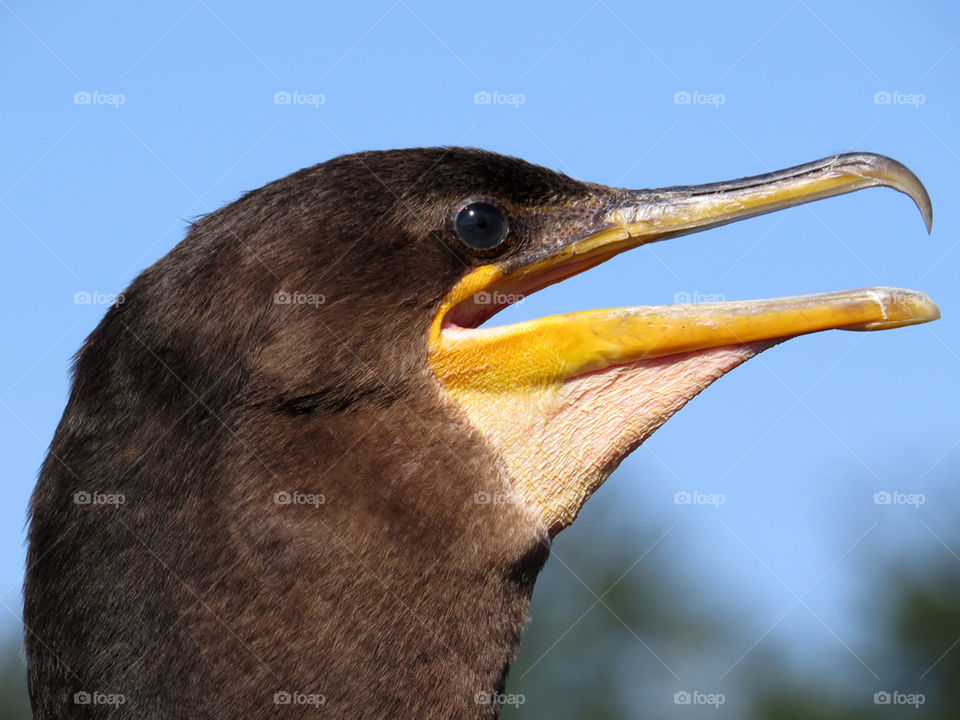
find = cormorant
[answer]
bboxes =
[24,148,937,718]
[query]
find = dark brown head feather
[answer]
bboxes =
[24,148,607,719]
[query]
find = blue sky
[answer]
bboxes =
[2,0,958,683]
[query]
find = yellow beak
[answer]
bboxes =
[429,153,938,394]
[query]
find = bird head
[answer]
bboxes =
[25,146,938,720]
[247,148,935,536]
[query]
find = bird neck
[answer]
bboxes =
[208,404,552,718]
[26,361,550,719]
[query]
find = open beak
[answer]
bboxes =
[429,153,938,391]
[427,152,939,533]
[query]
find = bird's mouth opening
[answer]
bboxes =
[428,153,939,395]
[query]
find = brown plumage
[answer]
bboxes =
[24,147,936,718]
[25,149,595,719]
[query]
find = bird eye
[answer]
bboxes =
[454,202,509,251]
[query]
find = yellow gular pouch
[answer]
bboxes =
[428,153,938,535]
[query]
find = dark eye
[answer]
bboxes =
[454,202,508,251]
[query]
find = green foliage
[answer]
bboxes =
[0,635,30,720]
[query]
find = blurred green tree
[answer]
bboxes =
[0,633,30,720]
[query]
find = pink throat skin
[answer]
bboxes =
[450,339,778,535]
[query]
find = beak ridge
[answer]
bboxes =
[611,152,931,239]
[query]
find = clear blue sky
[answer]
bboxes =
[2,0,958,680]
